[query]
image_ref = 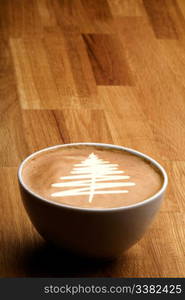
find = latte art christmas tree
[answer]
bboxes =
[51,153,136,203]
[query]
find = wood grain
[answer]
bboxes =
[117,17,185,160]
[0,0,185,278]
[53,109,113,143]
[108,0,145,17]
[52,0,115,34]
[0,39,29,166]
[83,34,132,85]
[143,0,178,39]
[22,110,63,152]
[0,0,43,38]
[81,0,112,20]
[10,34,98,108]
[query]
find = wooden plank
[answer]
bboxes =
[81,0,112,20]
[159,161,182,213]
[177,0,185,19]
[36,0,57,28]
[98,86,146,119]
[117,17,185,160]
[10,38,41,109]
[108,0,145,16]
[52,0,115,34]
[51,0,86,33]
[10,37,60,109]
[0,101,29,167]
[0,0,43,38]
[0,39,28,166]
[10,35,98,109]
[105,111,162,162]
[20,0,43,37]
[63,33,97,97]
[143,0,178,39]
[166,0,185,39]
[83,34,133,85]
[168,161,185,212]
[22,110,65,152]
[0,1,10,38]
[81,0,114,33]
[53,109,113,143]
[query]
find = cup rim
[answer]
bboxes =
[18,143,168,212]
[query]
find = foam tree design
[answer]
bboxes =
[51,153,136,203]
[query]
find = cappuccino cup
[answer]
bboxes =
[18,143,168,259]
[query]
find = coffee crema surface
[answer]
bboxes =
[22,146,163,209]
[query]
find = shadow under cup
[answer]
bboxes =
[18,143,168,259]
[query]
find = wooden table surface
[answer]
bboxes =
[0,0,185,278]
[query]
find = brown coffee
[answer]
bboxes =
[21,145,163,209]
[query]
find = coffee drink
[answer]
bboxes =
[21,145,163,209]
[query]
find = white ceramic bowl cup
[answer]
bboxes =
[18,143,168,259]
